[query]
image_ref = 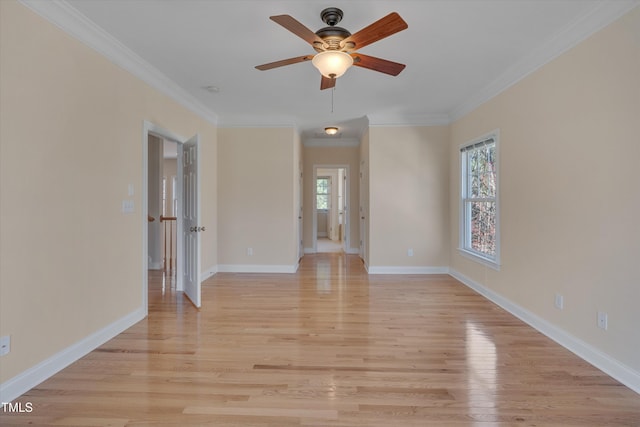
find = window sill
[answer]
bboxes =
[458,248,501,271]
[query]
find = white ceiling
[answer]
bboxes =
[31,1,637,141]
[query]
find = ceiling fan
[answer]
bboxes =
[255,7,408,90]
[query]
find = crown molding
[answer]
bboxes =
[19,0,218,126]
[449,0,640,122]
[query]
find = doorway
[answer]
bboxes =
[147,137,178,287]
[142,121,202,313]
[313,165,349,253]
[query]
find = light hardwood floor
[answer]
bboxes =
[2,254,639,426]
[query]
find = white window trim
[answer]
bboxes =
[458,129,501,270]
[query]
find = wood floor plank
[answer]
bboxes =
[1,253,639,426]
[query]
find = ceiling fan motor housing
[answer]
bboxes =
[320,7,343,26]
[315,8,351,52]
[314,27,351,51]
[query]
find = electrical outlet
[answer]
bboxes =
[247,247,253,256]
[554,294,564,310]
[0,336,10,356]
[597,312,608,330]
[407,248,414,257]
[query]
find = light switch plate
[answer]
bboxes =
[121,200,135,213]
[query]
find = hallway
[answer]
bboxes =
[316,237,343,253]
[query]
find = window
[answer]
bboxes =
[460,132,499,268]
[316,177,330,210]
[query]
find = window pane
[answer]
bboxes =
[317,195,328,210]
[317,178,328,194]
[469,201,496,257]
[467,144,496,199]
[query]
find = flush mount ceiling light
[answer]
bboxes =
[312,51,353,79]
[325,127,339,135]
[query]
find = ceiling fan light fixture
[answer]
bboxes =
[325,126,339,135]
[312,51,353,79]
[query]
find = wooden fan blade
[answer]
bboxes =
[270,15,324,46]
[255,55,314,71]
[341,12,408,51]
[320,75,336,90]
[351,53,406,76]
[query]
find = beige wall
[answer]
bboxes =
[449,8,640,372]
[0,1,217,383]
[217,127,297,269]
[369,126,450,270]
[303,146,360,253]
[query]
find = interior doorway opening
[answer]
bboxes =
[313,166,349,253]
[142,121,202,313]
[147,136,178,292]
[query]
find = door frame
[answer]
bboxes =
[312,164,350,253]
[142,121,190,314]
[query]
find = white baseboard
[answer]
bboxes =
[217,264,298,274]
[201,265,218,281]
[304,248,360,255]
[0,307,146,403]
[368,266,450,275]
[449,269,640,395]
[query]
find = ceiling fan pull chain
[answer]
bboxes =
[331,86,335,113]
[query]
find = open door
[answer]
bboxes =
[181,135,201,307]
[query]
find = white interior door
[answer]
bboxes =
[181,135,201,308]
